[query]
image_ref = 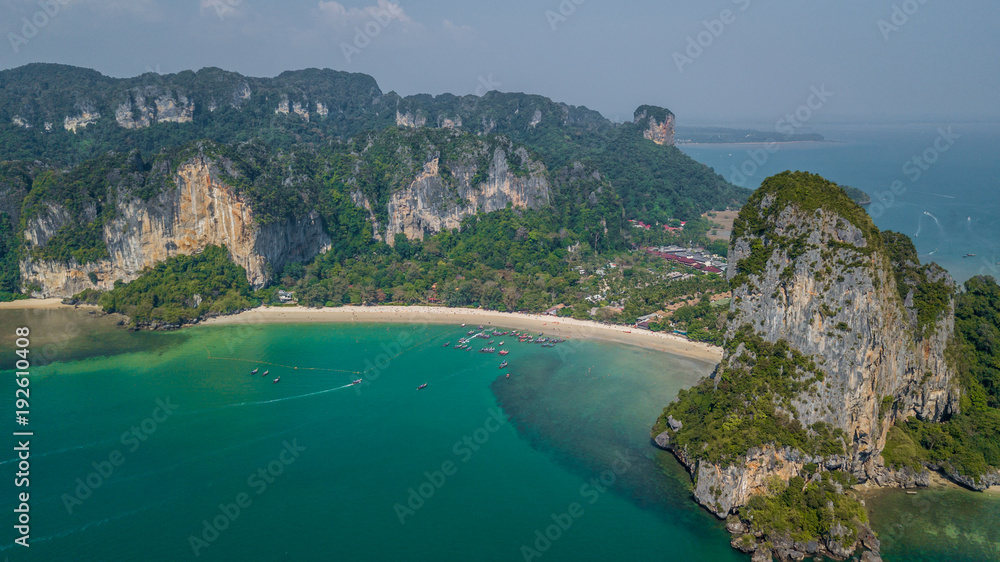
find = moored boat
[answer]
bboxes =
[273,377,280,383]
[499,360,508,369]
[251,368,259,375]
[262,370,269,377]
[417,383,428,390]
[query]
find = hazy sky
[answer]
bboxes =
[2,0,997,126]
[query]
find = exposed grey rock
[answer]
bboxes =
[380,143,549,244]
[861,551,883,562]
[21,153,330,296]
[652,430,671,450]
[940,466,1000,491]
[658,178,963,561]
[859,525,881,553]
[731,533,757,553]
[870,463,931,489]
[679,193,959,517]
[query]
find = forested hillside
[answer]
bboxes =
[0,64,745,319]
[0,64,746,220]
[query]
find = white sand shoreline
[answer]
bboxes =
[0,297,89,310]
[203,305,724,362]
[0,299,723,362]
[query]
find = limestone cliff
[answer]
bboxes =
[16,130,554,296]
[653,172,957,561]
[349,131,550,244]
[20,150,329,297]
[115,87,195,129]
[383,149,549,243]
[0,64,381,136]
[634,105,675,146]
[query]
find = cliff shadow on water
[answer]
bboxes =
[488,343,739,545]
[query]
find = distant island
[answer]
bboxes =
[676,126,825,144]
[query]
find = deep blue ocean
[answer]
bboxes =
[680,122,1000,284]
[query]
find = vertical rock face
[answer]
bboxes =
[395,111,427,128]
[655,172,958,519]
[20,155,330,297]
[115,87,195,129]
[722,188,957,482]
[374,145,550,244]
[64,110,101,132]
[634,105,675,146]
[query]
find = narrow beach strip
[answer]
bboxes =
[203,305,723,362]
[0,299,724,362]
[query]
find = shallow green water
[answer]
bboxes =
[865,486,1000,561]
[0,311,745,561]
[3,309,998,561]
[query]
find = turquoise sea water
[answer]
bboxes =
[2,125,995,560]
[680,122,1000,284]
[0,310,743,561]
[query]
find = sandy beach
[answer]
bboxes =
[0,299,724,362]
[203,305,724,362]
[0,297,85,310]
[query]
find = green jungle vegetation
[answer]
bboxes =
[882,231,955,337]
[94,245,256,327]
[728,172,882,291]
[284,212,729,323]
[0,64,747,223]
[0,212,25,301]
[883,275,1000,482]
[5,123,731,326]
[649,294,730,346]
[742,471,867,548]
[732,172,880,247]
[0,64,747,308]
[651,325,846,466]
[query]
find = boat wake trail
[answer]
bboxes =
[0,499,172,552]
[180,383,357,417]
[0,438,119,467]
[230,383,357,407]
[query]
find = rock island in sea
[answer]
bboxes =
[653,171,962,561]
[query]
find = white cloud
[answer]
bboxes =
[199,0,245,21]
[316,0,414,29]
[442,19,475,40]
